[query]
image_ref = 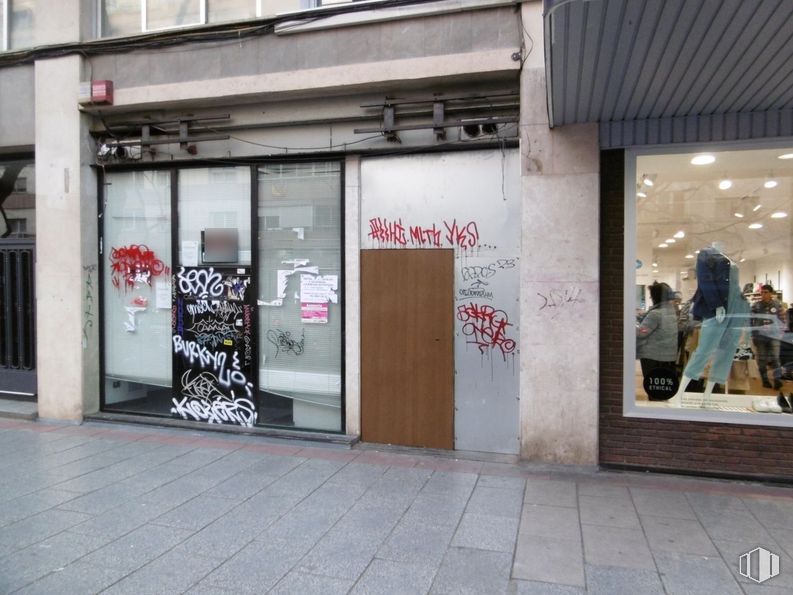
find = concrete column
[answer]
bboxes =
[35,55,99,421]
[518,2,600,464]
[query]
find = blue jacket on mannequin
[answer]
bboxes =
[691,247,730,320]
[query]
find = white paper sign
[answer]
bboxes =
[300,275,338,304]
[180,241,199,267]
[155,279,171,309]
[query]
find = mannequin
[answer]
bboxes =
[668,243,749,407]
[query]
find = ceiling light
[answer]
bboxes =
[673,231,685,239]
[651,262,658,267]
[637,191,647,198]
[659,243,668,248]
[734,212,744,218]
[691,154,715,165]
[778,153,793,160]
[718,179,732,190]
[642,175,654,187]
[652,269,659,273]
[764,179,778,189]
[771,211,788,218]
[685,254,694,259]
[740,258,746,262]
[695,250,700,254]
[665,239,676,244]
[748,223,763,229]
[753,204,762,212]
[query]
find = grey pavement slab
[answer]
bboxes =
[3,419,793,593]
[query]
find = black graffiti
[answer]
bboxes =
[537,287,584,311]
[266,329,305,357]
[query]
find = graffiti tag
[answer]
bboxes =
[537,288,584,313]
[368,217,481,249]
[110,245,169,291]
[177,267,224,299]
[171,371,256,427]
[456,302,516,360]
[266,329,305,357]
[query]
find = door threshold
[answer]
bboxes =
[85,411,358,447]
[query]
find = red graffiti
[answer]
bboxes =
[110,244,169,291]
[409,224,442,247]
[368,217,407,245]
[456,302,516,359]
[444,219,479,248]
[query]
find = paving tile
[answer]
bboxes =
[203,470,279,500]
[630,488,698,520]
[351,559,437,595]
[0,488,80,528]
[743,497,793,531]
[0,508,91,556]
[430,547,512,594]
[581,524,655,570]
[640,515,719,556]
[451,512,519,552]
[421,470,478,496]
[696,507,774,543]
[378,519,456,565]
[297,529,382,581]
[69,499,175,541]
[151,495,239,531]
[579,494,641,529]
[523,479,577,508]
[654,550,743,595]
[513,532,585,587]
[476,474,526,490]
[326,461,388,488]
[101,545,221,595]
[685,491,748,516]
[402,490,469,527]
[200,539,305,593]
[509,579,586,594]
[0,531,108,594]
[577,482,631,499]
[12,561,127,595]
[79,523,194,573]
[269,570,354,595]
[465,485,524,518]
[520,504,582,541]
[585,564,664,594]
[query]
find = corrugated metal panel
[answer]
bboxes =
[599,108,793,148]
[545,0,793,133]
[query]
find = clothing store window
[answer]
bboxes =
[628,146,793,424]
[256,162,343,432]
[103,170,173,414]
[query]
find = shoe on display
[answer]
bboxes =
[778,393,793,413]
[767,398,783,413]
[753,399,771,412]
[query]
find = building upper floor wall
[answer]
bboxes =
[0,65,33,147]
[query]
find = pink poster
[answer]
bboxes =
[301,302,328,324]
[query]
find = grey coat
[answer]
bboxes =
[636,302,678,361]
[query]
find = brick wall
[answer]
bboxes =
[599,149,793,481]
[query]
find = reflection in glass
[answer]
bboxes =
[146,0,200,31]
[103,171,173,414]
[9,0,34,49]
[257,162,342,431]
[101,0,141,37]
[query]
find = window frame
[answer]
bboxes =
[622,140,793,428]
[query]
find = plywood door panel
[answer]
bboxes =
[361,249,454,449]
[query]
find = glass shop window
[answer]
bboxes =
[0,160,35,239]
[257,161,343,432]
[8,0,34,50]
[630,147,793,421]
[103,170,173,414]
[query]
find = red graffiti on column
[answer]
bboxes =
[110,244,170,291]
[409,224,442,247]
[456,302,516,359]
[368,218,407,245]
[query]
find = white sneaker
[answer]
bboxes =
[767,398,783,413]
[753,399,770,412]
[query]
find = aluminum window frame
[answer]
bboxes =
[623,138,793,428]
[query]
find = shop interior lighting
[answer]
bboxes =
[637,190,647,198]
[734,211,745,218]
[691,154,716,165]
[652,269,659,273]
[753,203,762,212]
[685,254,694,259]
[673,230,685,239]
[764,178,778,189]
[740,257,746,262]
[651,262,658,267]
[642,174,654,187]
[658,243,669,248]
[771,211,788,218]
[718,178,732,190]
[748,223,763,229]
[665,238,676,243]
[778,153,793,160]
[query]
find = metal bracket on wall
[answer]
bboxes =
[354,91,520,142]
[95,114,232,153]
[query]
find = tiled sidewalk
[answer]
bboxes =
[0,418,792,594]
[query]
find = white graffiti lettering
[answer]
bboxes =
[171,371,256,426]
[173,335,249,391]
[178,267,224,299]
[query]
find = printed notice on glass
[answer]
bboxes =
[301,302,328,324]
[300,274,338,304]
[181,240,199,267]
[155,279,171,309]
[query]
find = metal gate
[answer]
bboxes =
[0,240,36,395]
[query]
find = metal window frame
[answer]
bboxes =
[1,0,9,51]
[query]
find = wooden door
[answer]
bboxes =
[361,249,454,449]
